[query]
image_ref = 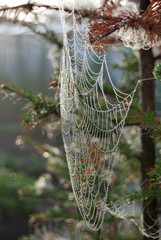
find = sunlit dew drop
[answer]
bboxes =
[15,135,24,146]
[47,132,53,139]
[68,192,74,201]
[43,152,50,158]
[54,205,61,212]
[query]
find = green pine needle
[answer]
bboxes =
[0,83,60,129]
[153,64,161,81]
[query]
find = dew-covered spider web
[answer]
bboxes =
[59,2,160,238]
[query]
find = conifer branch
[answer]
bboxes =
[0,83,60,130]
[1,82,161,138]
[24,23,63,48]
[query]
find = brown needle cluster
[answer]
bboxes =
[88,0,161,50]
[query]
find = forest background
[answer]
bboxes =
[0,0,161,240]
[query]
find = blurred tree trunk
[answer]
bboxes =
[139,1,158,239]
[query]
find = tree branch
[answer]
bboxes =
[0,2,101,22]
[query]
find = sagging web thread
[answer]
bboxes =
[59,4,160,238]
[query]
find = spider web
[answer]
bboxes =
[59,3,160,237]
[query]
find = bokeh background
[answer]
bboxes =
[0,1,161,240]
